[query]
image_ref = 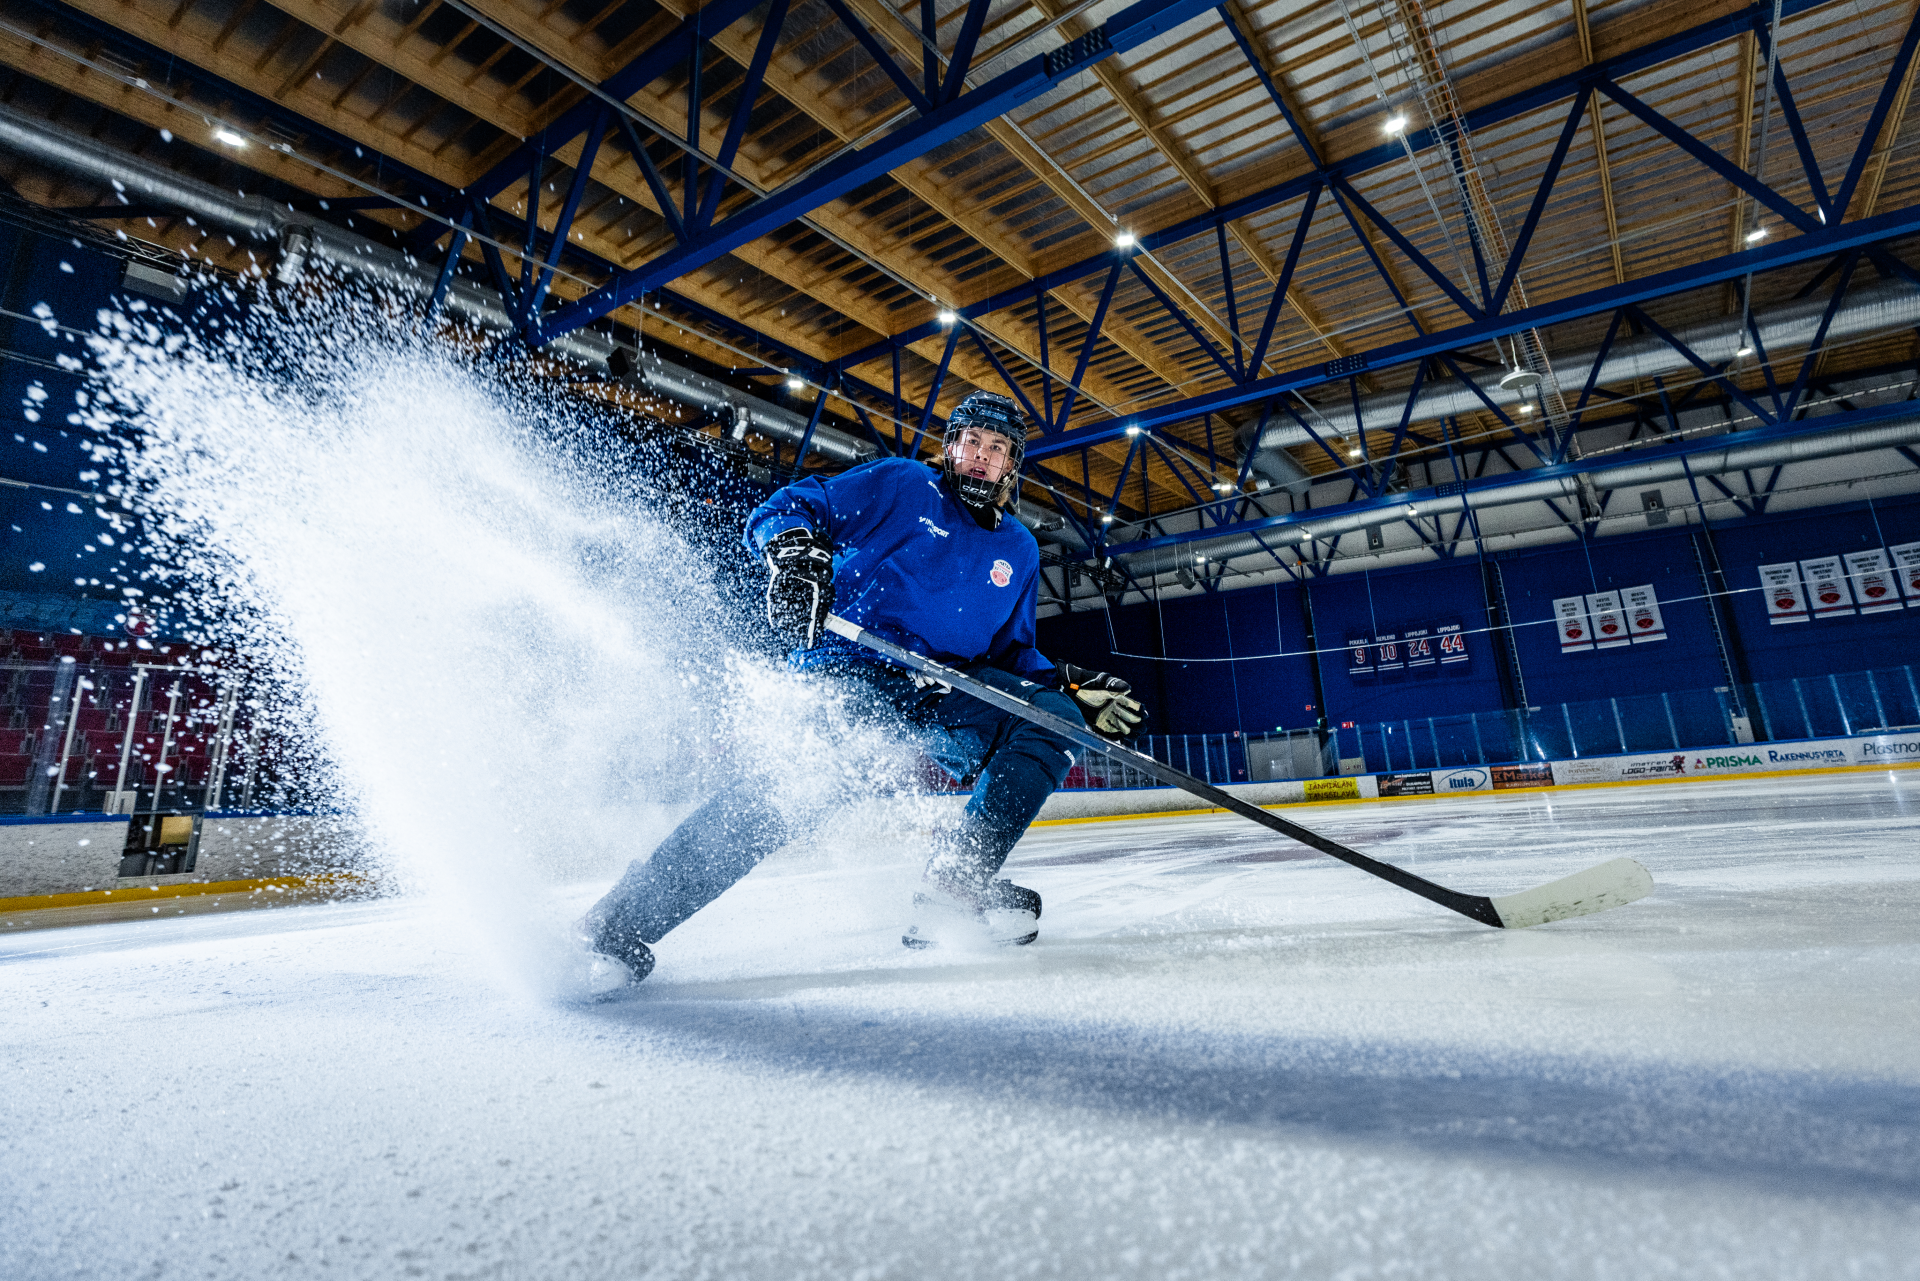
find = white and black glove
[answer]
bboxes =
[1056,662,1145,739]
[763,526,834,648]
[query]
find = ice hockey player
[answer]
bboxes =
[580,390,1145,988]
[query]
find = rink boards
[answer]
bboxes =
[2,729,1917,909]
[1033,728,1920,822]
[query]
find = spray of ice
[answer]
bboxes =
[73,278,939,1000]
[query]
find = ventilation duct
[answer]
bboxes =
[1240,277,1920,465]
[0,104,1088,551]
[1233,416,1311,495]
[1125,411,1920,577]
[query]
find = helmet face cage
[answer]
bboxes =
[942,391,1027,508]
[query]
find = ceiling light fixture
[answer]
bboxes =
[1745,226,1768,243]
[213,128,246,147]
[1518,402,1533,415]
[935,309,956,326]
[1348,448,1362,458]
[1124,425,1142,436]
[785,372,805,391]
[1114,230,1136,249]
[1101,513,1115,523]
[1384,113,1408,134]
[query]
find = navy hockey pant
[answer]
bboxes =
[588,663,1080,945]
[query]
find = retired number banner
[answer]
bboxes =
[1374,629,1405,681]
[1758,561,1810,623]
[1346,632,1375,682]
[1845,548,1906,614]
[1585,591,1632,649]
[1436,618,1470,671]
[1555,596,1594,653]
[1402,624,1438,676]
[1799,556,1855,618]
[1621,583,1668,643]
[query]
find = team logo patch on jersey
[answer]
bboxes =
[989,558,1013,587]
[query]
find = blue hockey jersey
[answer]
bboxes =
[744,457,1055,683]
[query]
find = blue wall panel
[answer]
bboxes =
[1496,529,1726,707]
[0,221,138,611]
[1307,559,1507,726]
[1707,495,1920,682]
[1035,584,1321,735]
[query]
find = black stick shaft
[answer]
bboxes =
[828,617,1504,928]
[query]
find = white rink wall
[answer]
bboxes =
[4,730,1915,901]
[0,814,368,899]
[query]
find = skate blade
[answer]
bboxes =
[583,955,637,999]
[901,908,1038,950]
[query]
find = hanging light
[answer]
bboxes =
[1384,114,1409,135]
[1100,512,1115,523]
[785,372,805,391]
[936,309,956,326]
[1745,226,1769,244]
[213,128,247,147]
[1124,424,1142,436]
[1114,230,1136,249]
[1735,333,1756,357]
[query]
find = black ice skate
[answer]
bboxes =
[902,872,1042,949]
[575,911,656,997]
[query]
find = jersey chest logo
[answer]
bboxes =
[989,559,1012,587]
[918,516,950,538]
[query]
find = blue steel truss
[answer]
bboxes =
[20,0,1920,565]
[529,0,1221,343]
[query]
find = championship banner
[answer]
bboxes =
[1402,624,1438,676]
[1799,556,1855,618]
[1554,596,1594,652]
[1585,591,1631,649]
[1758,561,1810,623]
[1345,632,1375,682]
[1373,629,1404,680]
[1845,548,1906,614]
[1891,541,1920,600]
[1621,583,1667,643]
[1436,617,1470,671]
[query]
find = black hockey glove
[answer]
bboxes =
[763,526,834,648]
[1056,662,1145,739]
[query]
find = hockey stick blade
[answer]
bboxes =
[1487,857,1655,928]
[824,615,1654,930]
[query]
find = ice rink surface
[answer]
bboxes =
[6,772,1920,1280]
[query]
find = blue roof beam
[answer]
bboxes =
[532,0,1224,344]
[832,0,1848,373]
[1022,201,1920,464]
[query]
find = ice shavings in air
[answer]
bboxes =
[71,272,948,1004]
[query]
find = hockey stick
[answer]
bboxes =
[825,615,1653,929]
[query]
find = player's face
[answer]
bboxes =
[948,427,1014,483]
